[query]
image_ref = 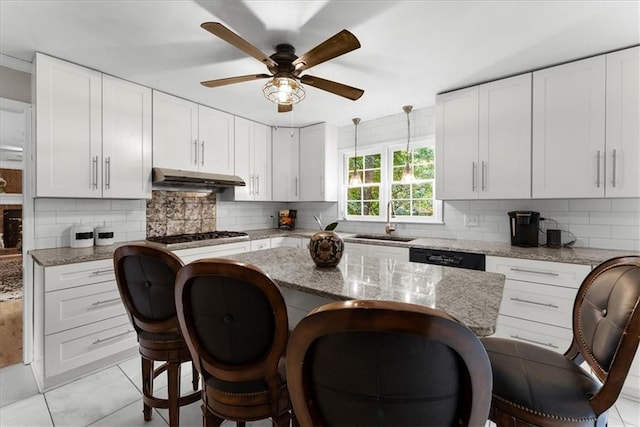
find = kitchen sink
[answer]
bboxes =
[353,234,417,242]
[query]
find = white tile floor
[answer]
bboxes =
[0,357,638,426]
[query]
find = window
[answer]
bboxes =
[343,138,442,223]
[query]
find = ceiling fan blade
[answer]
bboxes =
[292,29,360,73]
[278,104,293,113]
[201,22,278,69]
[300,75,364,100]
[201,74,271,88]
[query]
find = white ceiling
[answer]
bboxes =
[1,1,638,128]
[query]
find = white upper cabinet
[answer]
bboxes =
[35,53,102,198]
[198,105,235,175]
[35,53,151,199]
[223,116,272,201]
[532,56,606,198]
[102,75,152,199]
[272,127,300,201]
[299,123,338,202]
[605,46,640,198]
[436,73,531,200]
[152,91,198,171]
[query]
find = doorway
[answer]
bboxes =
[0,98,29,368]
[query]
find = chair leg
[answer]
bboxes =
[272,412,291,427]
[167,361,181,427]
[141,357,153,421]
[202,404,224,427]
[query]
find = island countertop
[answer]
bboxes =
[222,247,505,337]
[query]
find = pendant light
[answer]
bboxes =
[401,105,415,183]
[349,117,362,185]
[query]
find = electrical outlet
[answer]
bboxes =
[464,214,479,227]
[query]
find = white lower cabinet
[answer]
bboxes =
[271,236,304,249]
[344,242,409,262]
[33,258,138,390]
[280,287,334,328]
[487,256,591,353]
[174,241,251,264]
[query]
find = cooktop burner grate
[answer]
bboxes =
[146,231,249,245]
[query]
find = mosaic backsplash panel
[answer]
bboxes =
[146,191,216,237]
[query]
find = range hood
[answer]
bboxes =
[152,167,245,192]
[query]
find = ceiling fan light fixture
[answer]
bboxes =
[263,77,305,105]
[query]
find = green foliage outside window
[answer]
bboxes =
[391,147,435,217]
[347,153,381,216]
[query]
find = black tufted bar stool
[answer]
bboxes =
[175,258,293,427]
[286,299,493,426]
[481,255,640,427]
[114,244,200,427]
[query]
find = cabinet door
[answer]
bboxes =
[198,105,235,175]
[152,91,198,171]
[299,123,338,201]
[272,127,300,201]
[102,75,152,199]
[252,122,272,201]
[479,74,532,199]
[606,46,640,198]
[232,116,253,200]
[435,86,479,200]
[532,56,606,198]
[35,53,102,198]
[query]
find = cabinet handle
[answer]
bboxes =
[256,175,260,195]
[509,267,559,277]
[90,297,121,307]
[92,329,134,346]
[471,162,477,192]
[596,150,601,188]
[193,139,198,165]
[510,297,559,309]
[92,156,99,189]
[481,161,487,192]
[201,141,205,166]
[250,175,254,195]
[612,149,617,188]
[90,269,113,276]
[295,177,298,197]
[105,157,111,190]
[321,176,325,195]
[510,334,559,349]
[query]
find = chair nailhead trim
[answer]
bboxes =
[493,395,597,423]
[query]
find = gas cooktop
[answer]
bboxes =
[146,231,249,245]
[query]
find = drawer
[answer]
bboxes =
[486,256,590,288]
[44,314,137,377]
[495,315,572,354]
[44,259,115,292]
[499,279,577,328]
[271,237,304,248]
[250,238,271,251]
[175,241,250,264]
[45,280,126,334]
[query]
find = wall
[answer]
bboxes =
[0,65,31,104]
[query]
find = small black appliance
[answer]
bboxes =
[508,211,540,247]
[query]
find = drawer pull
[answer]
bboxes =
[90,269,113,276]
[510,297,559,309]
[510,267,559,277]
[510,334,559,349]
[92,329,134,346]
[90,297,121,307]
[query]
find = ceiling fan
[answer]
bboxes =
[200,22,365,113]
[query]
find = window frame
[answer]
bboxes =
[340,136,443,224]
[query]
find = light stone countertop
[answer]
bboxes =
[29,227,635,267]
[223,247,505,337]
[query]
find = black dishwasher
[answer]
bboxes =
[409,248,485,271]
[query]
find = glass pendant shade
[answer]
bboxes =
[401,105,415,183]
[349,117,362,185]
[263,77,305,105]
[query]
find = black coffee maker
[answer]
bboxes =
[508,211,540,247]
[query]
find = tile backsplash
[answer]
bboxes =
[146,191,216,237]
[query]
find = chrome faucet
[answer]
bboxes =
[385,200,396,235]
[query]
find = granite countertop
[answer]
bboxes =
[224,247,504,337]
[29,227,634,267]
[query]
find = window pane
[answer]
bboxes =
[347,201,361,215]
[363,186,379,200]
[391,183,411,199]
[412,183,432,199]
[347,187,362,200]
[394,200,411,216]
[413,199,433,216]
[365,169,381,183]
[393,150,409,166]
[363,201,379,216]
[365,154,381,169]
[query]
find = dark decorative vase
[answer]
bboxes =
[309,231,344,268]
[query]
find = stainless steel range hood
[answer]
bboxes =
[152,167,245,192]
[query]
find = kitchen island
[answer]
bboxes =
[223,247,505,337]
